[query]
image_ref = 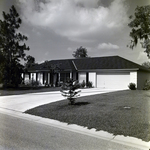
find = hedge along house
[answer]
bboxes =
[24,56,150,89]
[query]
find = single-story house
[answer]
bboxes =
[23,56,150,90]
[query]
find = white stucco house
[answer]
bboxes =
[23,56,150,90]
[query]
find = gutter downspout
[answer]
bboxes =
[72,60,78,80]
[72,60,78,71]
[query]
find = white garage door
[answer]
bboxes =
[97,72,130,89]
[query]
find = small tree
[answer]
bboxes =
[72,46,88,58]
[60,78,81,105]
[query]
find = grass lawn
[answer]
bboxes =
[0,87,61,96]
[25,90,150,142]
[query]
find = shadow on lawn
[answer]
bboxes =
[74,102,90,106]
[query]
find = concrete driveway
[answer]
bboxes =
[0,88,121,112]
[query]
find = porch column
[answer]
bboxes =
[48,73,50,84]
[58,73,60,82]
[70,72,72,79]
[21,73,25,81]
[40,73,43,85]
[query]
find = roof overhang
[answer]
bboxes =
[77,68,140,72]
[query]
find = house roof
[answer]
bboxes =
[28,56,150,72]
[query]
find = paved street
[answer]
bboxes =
[0,88,149,150]
[0,113,144,150]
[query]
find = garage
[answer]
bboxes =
[97,72,130,89]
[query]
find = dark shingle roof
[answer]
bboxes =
[28,56,150,72]
[73,56,148,70]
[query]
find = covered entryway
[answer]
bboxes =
[97,72,130,89]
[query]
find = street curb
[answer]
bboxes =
[0,107,149,150]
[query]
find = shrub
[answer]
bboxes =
[80,80,86,88]
[143,80,150,90]
[128,83,136,90]
[24,79,41,87]
[86,81,93,88]
[60,78,81,105]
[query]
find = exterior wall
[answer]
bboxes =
[78,72,86,83]
[72,72,77,80]
[137,71,150,90]
[89,72,96,87]
[130,71,137,87]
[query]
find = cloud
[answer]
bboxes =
[97,43,119,50]
[18,0,129,42]
[67,47,73,52]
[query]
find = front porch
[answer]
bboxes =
[22,72,78,87]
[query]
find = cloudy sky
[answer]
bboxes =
[0,0,150,64]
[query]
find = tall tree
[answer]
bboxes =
[128,5,150,58]
[72,46,88,58]
[0,5,30,87]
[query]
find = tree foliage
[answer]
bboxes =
[0,5,30,87]
[60,78,81,105]
[72,46,88,58]
[128,5,150,58]
[142,61,150,69]
[25,55,35,69]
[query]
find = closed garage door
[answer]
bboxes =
[97,72,130,89]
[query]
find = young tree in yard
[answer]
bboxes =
[72,46,88,58]
[60,78,81,105]
[0,5,29,87]
[128,5,150,58]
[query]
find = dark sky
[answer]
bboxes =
[0,0,150,64]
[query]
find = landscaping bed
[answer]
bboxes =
[25,90,150,142]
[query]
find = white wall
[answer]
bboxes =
[89,72,96,87]
[78,72,86,83]
[130,72,137,87]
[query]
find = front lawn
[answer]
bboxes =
[25,90,150,142]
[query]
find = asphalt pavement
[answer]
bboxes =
[0,88,149,150]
